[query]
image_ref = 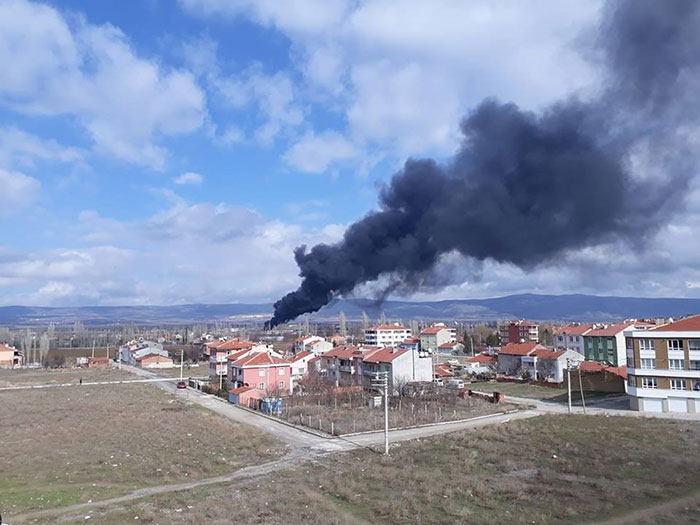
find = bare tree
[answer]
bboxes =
[39,333,50,364]
[380,311,387,325]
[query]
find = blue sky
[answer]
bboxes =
[2,0,700,306]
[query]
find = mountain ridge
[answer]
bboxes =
[1,293,700,326]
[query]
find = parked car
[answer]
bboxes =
[176,381,187,389]
[446,378,465,389]
[433,378,444,386]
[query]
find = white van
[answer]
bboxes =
[446,378,464,389]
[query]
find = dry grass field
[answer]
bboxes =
[68,414,700,524]
[0,367,130,387]
[0,370,283,519]
[469,380,608,402]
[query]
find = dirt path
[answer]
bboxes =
[11,452,306,523]
[593,487,700,524]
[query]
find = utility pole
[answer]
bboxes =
[578,368,587,414]
[180,349,184,382]
[567,359,572,414]
[372,371,389,455]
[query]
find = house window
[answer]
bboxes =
[689,340,700,351]
[641,377,658,389]
[626,357,635,368]
[667,339,683,351]
[694,380,700,391]
[278,368,284,375]
[626,338,634,351]
[690,360,700,371]
[640,358,656,369]
[278,381,284,389]
[606,339,613,350]
[258,382,264,389]
[627,375,635,387]
[639,339,655,352]
[670,379,687,391]
[669,359,685,370]
[259,369,265,376]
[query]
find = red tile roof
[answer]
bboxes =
[230,352,289,367]
[553,324,593,336]
[438,342,456,348]
[135,352,170,361]
[288,350,314,362]
[218,339,255,351]
[362,347,409,363]
[578,361,627,378]
[467,353,497,364]
[421,325,450,334]
[531,348,565,360]
[499,342,545,356]
[651,315,700,332]
[586,322,633,337]
[434,364,454,377]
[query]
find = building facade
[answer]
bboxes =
[625,315,700,414]
[499,321,539,345]
[420,323,457,351]
[364,324,412,347]
[554,324,592,355]
[584,321,652,366]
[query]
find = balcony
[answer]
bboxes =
[339,365,354,373]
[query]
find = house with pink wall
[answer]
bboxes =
[227,352,292,395]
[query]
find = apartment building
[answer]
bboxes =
[293,335,333,355]
[419,323,456,351]
[499,320,539,345]
[364,323,412,347]
[553,324,593,355]
[625,315,700,413]
[584,321,652,366]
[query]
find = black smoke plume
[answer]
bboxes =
[267,0,700,328]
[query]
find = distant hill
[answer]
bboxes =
[2,293,700,327]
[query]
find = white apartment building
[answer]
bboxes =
[420,323,457,351]
[625,315,700,414]
[294,335,333,355]
[553,324,592,355]
[364,323,412,347]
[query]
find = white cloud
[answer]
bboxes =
[0,199,346,306]
[216,66,303,145]
[0,0,205,170]
[174,171,204,185]
[181,0,600,159]
[0,168,41,214]
[0,127,84,169]
[284,130,358,173]
[179,0,352,34]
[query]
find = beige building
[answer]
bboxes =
[625,315,700,414]
[419,323,457,351]
[364,323,412,347]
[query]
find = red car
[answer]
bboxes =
[176,381,187,389]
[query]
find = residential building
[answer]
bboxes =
[553,324,593,355]
[625,315,700,413]
[499,320,539,345]
[294,335,333,355]
[584,321,652,366]
[88,356,109,368]
[135,352,174,369]
[287,350,315,389]
[0,343,22,367]
[209,339,277,381]
[359,346,433,392]
[399,337,421,351]
[420,323,457,351]
[228,352,293,395]
[498,343,583,382]
[464,353,497,374]
[321,345,381,385]
[120,340,164,364]
[434,363,454,380]
[364,323,412,347]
